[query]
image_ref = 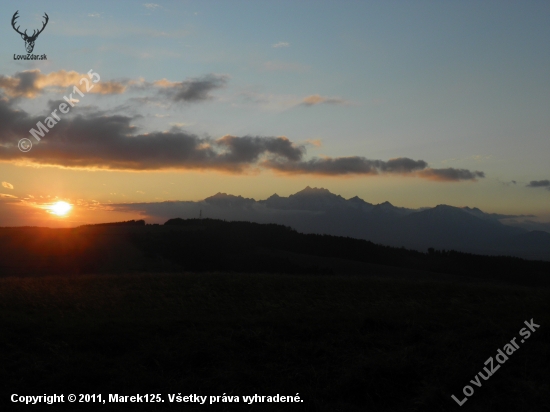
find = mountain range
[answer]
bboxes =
[121,186,550,261]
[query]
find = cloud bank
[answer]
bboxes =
[0,70,484,181]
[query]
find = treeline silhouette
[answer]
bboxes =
[133,218,333,274]
[80,219,146,227]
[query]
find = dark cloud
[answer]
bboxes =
[419,168,485,182]
[382,158,428,173]
[264,156,427,175]
[216,135,304,163]
[0,95,35,138]
[0,70,39,98]
[526,180,550,189]
[263,158,482,181]
[0,97,485,180]
[0,98,301,171]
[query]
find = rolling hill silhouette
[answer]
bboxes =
[1,218,548,287]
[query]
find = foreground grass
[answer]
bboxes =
[1,272,548,411]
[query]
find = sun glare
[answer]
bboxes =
[49,201,73,216]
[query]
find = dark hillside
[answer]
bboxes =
[155,219,550,287]
[0,219,548,287]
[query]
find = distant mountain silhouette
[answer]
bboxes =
[261,186,349,211]
[118,187,549,260]
[387,205,524,253]
[204,192,256,208]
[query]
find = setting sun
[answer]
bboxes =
[49,201,72,216]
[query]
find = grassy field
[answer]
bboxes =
[1,272,549,411]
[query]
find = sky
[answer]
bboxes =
[0,0,549,227]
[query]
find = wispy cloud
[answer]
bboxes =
[262,61,310,72]
[49,19,186,38]
[305,139,322,148]
[153,74,229,102]
[0,70,227,105]
[499,179,517,186]
[144,3,161,9]
[300,94,351,107]
[272,42,290,48]
[234,91,301,111]
[97,44,185,59]
[2,182,14,189]
[235,92,351,111]
[0,70,127,98]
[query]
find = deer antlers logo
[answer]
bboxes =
[11,11,49,54]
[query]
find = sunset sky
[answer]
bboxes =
[1,1,549,227]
